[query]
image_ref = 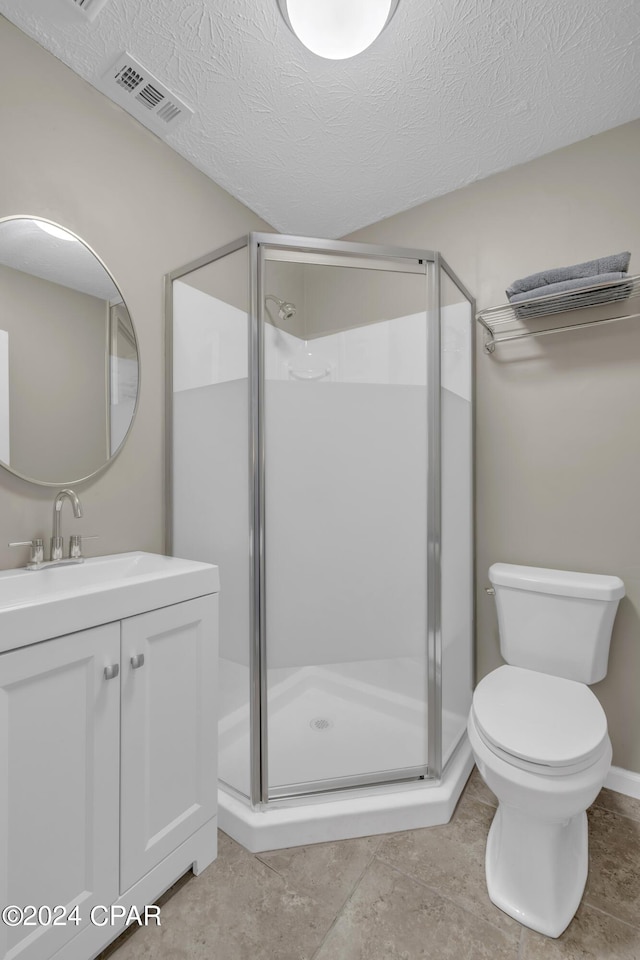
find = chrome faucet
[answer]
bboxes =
[51,489,83,561]
[9,488,97,570]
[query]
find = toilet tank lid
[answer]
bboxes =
[489,563,625,601]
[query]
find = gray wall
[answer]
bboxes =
[3,14,638,774]
[349,119,640,774]
[0,16,269,567]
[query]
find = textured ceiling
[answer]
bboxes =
[1,0,639,238]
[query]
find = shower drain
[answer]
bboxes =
[309,717,334,731]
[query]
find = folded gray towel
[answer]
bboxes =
[506,252,631,299]
[509,272,627,303]
[512,272,632,320]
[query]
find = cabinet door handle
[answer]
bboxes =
[130,654,145,669]
[104,664,120,680]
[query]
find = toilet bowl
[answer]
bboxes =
[468,665,612,938]
[469,563,624,938]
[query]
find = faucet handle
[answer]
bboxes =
[69,534,99,560]
[9,539,44,565]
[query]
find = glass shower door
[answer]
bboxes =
[171,242,253,801]
[439,265,474,766]
[260,245,434,798]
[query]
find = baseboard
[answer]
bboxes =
[605,764,640,800]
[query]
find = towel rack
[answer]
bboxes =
[476,275,640,354]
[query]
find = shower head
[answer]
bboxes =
[265,294,297,323]
[279,301,297,322]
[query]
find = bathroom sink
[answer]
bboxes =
[0,552,219,654]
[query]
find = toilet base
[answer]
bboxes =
[485,803,588,938]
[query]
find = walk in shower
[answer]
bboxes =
[167,234,474,850]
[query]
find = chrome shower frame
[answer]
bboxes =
[165,232,475,810]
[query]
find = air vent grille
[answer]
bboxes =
[136,84,164,110]
[65,0,111,20]
[116,66,144,94]
[100,54,194,137]
[157,102,182,123]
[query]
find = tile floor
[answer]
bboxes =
[103,770,640,960]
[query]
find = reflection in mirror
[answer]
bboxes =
[109,304,138,455]
[0,217,139,485]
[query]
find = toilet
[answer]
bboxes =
[468,562,625,939]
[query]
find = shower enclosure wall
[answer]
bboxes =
[167,234,474,850]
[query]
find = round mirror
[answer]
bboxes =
[0,216,139,485]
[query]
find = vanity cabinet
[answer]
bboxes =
[0,624,121,960]
[0,594,218,960]
[120,598,217,891]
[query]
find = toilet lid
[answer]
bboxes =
[472,665,608,768]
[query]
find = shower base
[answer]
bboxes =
[219,739,473,852]
[218,657,473,851]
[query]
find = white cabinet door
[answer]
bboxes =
[120,596,218,892]
[0,624,120,960]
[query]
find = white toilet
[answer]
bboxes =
[468,562,625,939]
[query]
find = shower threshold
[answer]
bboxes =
[219,735,473,852]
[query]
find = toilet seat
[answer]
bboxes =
[472,665,608,775]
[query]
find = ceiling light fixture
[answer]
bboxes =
[277,0,400,60]
[33,221,78,242]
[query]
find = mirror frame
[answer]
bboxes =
[0,214,141,487]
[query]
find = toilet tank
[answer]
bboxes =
[489,563,625,684]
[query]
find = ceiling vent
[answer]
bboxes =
[65,0,111,20]
[98,54,194,137]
